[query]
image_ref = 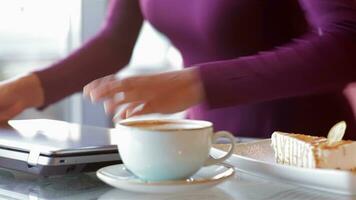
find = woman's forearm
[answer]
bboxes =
[35,0,143,107]
[197,0,356,108]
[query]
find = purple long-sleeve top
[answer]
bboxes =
[35,0,356,139]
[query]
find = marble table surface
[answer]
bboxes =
[0,166,354,200]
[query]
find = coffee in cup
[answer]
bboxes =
[114,119,235,181]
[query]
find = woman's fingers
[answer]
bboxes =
[83,75,116,98]
[118,102,144,120]
[103,93,125,114]
[127,101,158,117]
[85,73,170,102]
[88,77,131,101]
[89,77,161,103]
[125,75,204,117]
[0,102,24,122]
[103,89,154,115]
[84,68,205,118]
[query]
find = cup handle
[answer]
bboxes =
[204,131,235,166]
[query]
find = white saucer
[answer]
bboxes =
[96,164,235,194]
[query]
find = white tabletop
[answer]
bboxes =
[0,167,354,200]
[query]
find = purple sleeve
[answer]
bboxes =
[198,0,356,108]
[34,0,143,107]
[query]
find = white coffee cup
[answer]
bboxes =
[114,119,235,181]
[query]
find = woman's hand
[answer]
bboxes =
[83,67,205,120]
[0,74,44,121]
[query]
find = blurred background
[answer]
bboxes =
[0,0,184,127]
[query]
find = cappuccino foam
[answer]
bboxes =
[121,120,210,131]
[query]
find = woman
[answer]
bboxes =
[1,0,356,138]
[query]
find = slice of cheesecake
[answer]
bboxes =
[271,131,356,170]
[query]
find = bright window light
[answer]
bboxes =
[0,0,80,61]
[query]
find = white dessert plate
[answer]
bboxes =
[211,139,356,195]
[96,163,234,194]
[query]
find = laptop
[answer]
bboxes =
[0,119,121,176]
